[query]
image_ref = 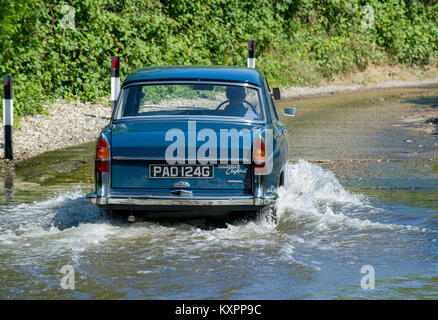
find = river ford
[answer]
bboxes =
[0,87,437,299]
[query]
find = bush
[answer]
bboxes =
[0,0,437,119]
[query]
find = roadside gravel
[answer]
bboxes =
[0,100,111,162]
[281,78,438,98]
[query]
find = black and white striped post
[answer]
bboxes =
[111,56,120,112]
[247,40,255,68]
[3,75,13,160]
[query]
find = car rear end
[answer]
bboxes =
[86,70,277,216]
[87,121,275,215]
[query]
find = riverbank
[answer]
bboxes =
[282,77,438,99]
[0,100,110,163]
[1,78,437,165]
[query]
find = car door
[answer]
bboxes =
[263,78,287,189]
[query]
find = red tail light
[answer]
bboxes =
[253,138,265,168]
[96,160,109,173]
[96,138,109,173]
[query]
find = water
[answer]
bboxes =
[0,159,436,299]
[0,87,437,299]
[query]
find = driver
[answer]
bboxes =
[223,86,258,119]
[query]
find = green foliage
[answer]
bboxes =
[0,0,437,118]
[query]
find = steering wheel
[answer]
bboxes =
[216,100,256,111]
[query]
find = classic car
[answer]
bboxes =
[86,66,295,217]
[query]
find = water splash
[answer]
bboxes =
[0,189,117,265]
[274,160,430,233]
[0,160,436,299]
[0,160,430,251]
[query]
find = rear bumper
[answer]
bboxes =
[86,193,276,211]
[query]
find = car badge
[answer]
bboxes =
[173,181,190,188]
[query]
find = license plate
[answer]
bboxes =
[149,164,214,179]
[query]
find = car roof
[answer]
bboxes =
[122,66,265,87]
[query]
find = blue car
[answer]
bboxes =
[86,66,295,217]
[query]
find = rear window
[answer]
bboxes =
[114,83,264,121]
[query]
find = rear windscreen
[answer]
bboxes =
[114,83,264,121]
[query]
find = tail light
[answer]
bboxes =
[253,139,265,166]
[96,138,109,173]
[253,137,265,170]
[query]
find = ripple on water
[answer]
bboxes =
[0,160,436,299]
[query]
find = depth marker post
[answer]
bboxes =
[248,40,255,68]
[3,75,13,160]
[111,56,120,112]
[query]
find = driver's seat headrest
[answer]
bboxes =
[226,86,246,103]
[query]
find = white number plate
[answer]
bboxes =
[149,164,214,178]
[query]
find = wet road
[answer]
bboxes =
[0,87,437,299]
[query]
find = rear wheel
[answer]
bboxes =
[101,208,128,220]
[279,171,285,188]
[100,209,111,217]
[269,171,284,219]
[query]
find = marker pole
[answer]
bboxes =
[111,56,120,113]
[247,40,255,68]
[3,75,13,160]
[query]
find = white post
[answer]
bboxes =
[3,75,13,160]
[111,56,120,113]
[247,40,255,68]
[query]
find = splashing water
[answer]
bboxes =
[0,160,436,299]
[274,160,430,233]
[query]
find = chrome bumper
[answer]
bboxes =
[89,153,275,210]
[86,193,276,207]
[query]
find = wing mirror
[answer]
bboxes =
[272,87,281,100]
[283,108,296,117]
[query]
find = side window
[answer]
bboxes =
[264,78,279,122]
